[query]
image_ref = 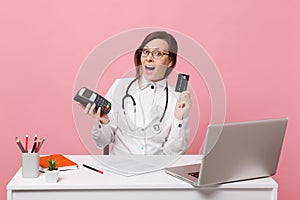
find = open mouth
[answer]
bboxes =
[145,65,155,71]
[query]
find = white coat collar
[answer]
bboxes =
[138,75,167,90]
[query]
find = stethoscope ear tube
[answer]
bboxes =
[122,78,138,110]
[159,85,168,123]
[122,94,136,109]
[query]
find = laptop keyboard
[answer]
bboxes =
[188,172,199,178]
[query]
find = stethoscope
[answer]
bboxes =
[122,77,168,132]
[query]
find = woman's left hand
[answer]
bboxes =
[174,91,192,120]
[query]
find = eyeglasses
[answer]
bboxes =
[139,48,170,59]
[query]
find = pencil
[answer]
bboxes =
[25,134,28,153]
[31,134,37,153]
[83,164,104,174]
[35,138,40,153]
[16,137,26,153]
[38,137,46,152]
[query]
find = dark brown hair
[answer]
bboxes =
[134,31,178,78]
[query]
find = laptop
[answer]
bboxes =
[164,118,288,186]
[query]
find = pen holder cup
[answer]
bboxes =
[22,152,40,178]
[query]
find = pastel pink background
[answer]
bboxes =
[1,1,299,199]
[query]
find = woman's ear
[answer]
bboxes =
[167,59,173,67]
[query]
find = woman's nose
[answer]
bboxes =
[146,52,154,61]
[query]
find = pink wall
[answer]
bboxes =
[1,1,299,199]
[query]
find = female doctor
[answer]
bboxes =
[82,31,192,155]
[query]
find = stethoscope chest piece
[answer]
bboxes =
[153,124,160,132]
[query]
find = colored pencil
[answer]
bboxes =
[25,134,28,153]
[16,137,26,153]
[31,134,37,153]
[35,138,40,153]
[38,137,46,152]
[83,164,104,174]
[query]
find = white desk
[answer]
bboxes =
[7,155,278,200]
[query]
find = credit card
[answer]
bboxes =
[175,73,190,92]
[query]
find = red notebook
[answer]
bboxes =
[40,154,78,170]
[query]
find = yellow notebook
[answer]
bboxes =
[40,154,78,170]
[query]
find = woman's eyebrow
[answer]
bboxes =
[143,46,168,51]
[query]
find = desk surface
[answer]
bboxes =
[7,155,278,200]
[7,155,277,190]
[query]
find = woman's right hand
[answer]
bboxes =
[79,103,110,124]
